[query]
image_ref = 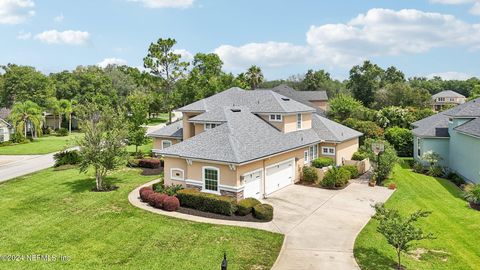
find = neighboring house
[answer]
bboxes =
[431,90,466,111]
[268,84,329,115]
[148,87,361,200]
[43,112,78,130]
[0,108,13,143]
[413,98,480,183]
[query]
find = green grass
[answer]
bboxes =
[126,140,152,154]
[0,133,83,155]
[147,113,169,125]
[0,167,283,270]
[354,163,480,270]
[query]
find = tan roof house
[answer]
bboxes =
[431,90,466,111]
[148,87,361,200]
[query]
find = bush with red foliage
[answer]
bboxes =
[149,193,168,209]
[140,189,155,202]
[138,158,161,169]
[388,183,397,190]
[139,186,153,197]
[163,196,180,211]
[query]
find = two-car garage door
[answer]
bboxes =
[242,159,295,199]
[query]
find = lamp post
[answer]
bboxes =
[221,252,227,270]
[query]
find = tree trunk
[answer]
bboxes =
[69,113,72,134]
[59,114,62,130]
[397,250,401,270]
[168,110,172,124]
[95,168,103,191]
[24,122,27,138]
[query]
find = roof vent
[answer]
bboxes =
[231,109,241,113]
[281,97,290,101]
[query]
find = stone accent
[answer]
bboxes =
[186,184,202,191]
[220,189,244,201]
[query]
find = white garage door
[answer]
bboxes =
[265,159,294,195]
[243,170,262,199]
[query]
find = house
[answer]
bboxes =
[148,87,361,200]
[431,90,466,111]
[268,84,329,115]
[413,98,480,183]
[0,108,13,143]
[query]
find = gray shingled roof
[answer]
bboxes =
[178,87,316,114]
[148,120,183,139]
[0,107,11,120]
[312,114,362,142]
[189,107,227,123]
[272,84,328,101]
[412,112,450,137]
[444,98,480,118]
[455,118,480,138]
[432,90,465,99]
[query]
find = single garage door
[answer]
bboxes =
[243,170,262,199]
[265,159,294,195]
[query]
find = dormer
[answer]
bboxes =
[260,112,312,133]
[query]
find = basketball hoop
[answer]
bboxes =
[372,142,384,156]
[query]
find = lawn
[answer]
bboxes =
[0,133,83,155]
[354,162,480,270]
[0,167,283,270]
[126,139,152,154]
[147,113,169,125]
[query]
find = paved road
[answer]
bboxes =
[268,182,393,270]
[0,154,56,183]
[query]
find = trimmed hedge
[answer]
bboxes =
[352,151,368,161]
[321,167,351,188]
[163,196,180,211]
[54,150,81,167]
[253,204,274,221]
[302,166,318,183]
[138,158,161,169]
[237,198,261,216]
[176,189,237,216]
[56,128,69,136]
[343,165,359,179]
[139,188,154,202]
[311,157,335,168]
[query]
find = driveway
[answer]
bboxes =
[145,111,182,134]
[0,153,57,183]
[267,182,394,270]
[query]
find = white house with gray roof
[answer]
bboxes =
[431,90,466,112]
[413,98,480,183]
[0,107,13,143]
[148,87,361,200]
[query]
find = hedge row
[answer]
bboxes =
[139,186,179,211]
[176,189,237,216]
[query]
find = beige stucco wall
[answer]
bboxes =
[182,112,200,140]
[164,157,188,187]
[284,113,312,133]
[194,123,204,136]
[309,100,328,111]
[152,137,180,150]
[336,137,359,165]
[259,114,283,131]
[187,161,237,187]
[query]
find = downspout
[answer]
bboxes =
[262,159,266,199]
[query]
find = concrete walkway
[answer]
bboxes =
[0,154,56,183]
[129,179,393,270]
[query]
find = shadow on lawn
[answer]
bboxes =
[355,247,397,270]
[433,177,464,200]
[62,176,126,193]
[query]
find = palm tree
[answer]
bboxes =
[46,97,61,130]
[245,65,264,90]
[9,101,43,138]
[59,99,73,133]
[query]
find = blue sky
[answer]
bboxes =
[1,0,479,80]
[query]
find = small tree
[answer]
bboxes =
[9,100,43,138]
[58,99,73,133]
[421,151,442,167]
[372,203,435,270]
[327,94,364,121]
[126,91,149,154]
[77,106,128,191]
[245,65,264,90]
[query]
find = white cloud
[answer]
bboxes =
[54,13,64,22]
[173,48,194,62]
[16,30,31,40]
[470,2,480,14]
[128,0,193,9]
[0,0,35,24]
[215,8,480,70]
[426,71,474,80]
[34,30,90,45]
[97,58,127,68]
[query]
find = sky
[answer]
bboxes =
[0,0,479,80]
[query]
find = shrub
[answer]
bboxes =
[163,196,180,211]
[311,157,335,168]
[148,193,168,209]
[321,167,351,188]
[384,127,413,157]
[138,158,161,169]
[253,204,274,221]
[145,192,158,205]
[53,150,81,167]
[464,184,480,206]
[140,189,154,202]
[388,183,397,190]
[139,186,153,197]
[427,166,444,177]
[10,133,28,144]
[412,161,424,173]
[343,165,359,179]
[176,189,237,216]
[360,139,398,183]
[343,118,384,141]
[56,128,68,136]
[447,172,465,186]
[302,166,318,183]
[127,158,141,167]
[237,198,261,216]
[352,151,368,161]
[153,183,183,196]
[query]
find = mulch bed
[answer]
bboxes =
[141,167,164,175]
[296,180,351,190]
[176,207,267,223]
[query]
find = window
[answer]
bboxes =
[203,167,219,192]
[305,145,318,164]
[438,97,445,102]
[204,123,219,130]
[161,140,172,149]
[297,113,302,129]
[417,137,421,157]
[321,146,335,156]
[304,150,309,163]
[170,168,184,181]
[269,114,282,122]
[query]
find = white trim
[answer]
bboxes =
[269,114,283,122]
[219,184,244,192]
[170,168,185,181]
[202,166,220,194]
[265,158,295,196]
[204,123,219,130]
[304,150,309,164]
[265,157,296,170]
[321,146,335,156]
[185,179,203,186]
[161,139,172,149]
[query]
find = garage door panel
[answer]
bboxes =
[266,159,294,195]
[243,171,262,199]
